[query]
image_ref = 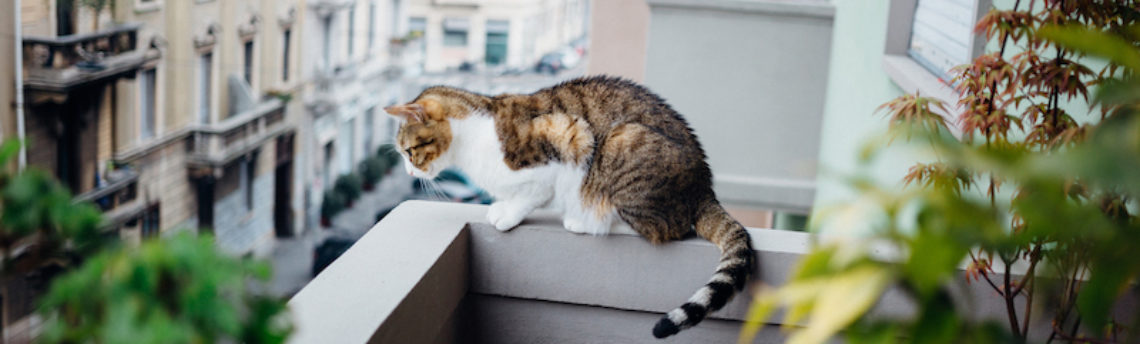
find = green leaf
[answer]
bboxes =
[1038,25,1140,71]
[788,266,892,344]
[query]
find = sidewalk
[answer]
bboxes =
[269,171,414,298]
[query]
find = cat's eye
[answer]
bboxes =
[405,139,435,154]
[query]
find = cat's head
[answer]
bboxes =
[384,89,475,178]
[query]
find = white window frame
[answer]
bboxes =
[138,67,158,142]
[282,29,292,83]
[198,52,214,125]
[135,0,162,13]
[883,0,991,134]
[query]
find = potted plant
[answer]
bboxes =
[359,157,385,191]
[334,173,363,207]
[376,144,401,174]
[320,190,346,228]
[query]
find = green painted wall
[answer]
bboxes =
[812,0,910,209]
[811,0,1103,231]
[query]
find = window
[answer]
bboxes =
[282,30,291,82]
[322,17,333,68]
[243,155,256,211]
[198,53,212,124]
[443,18,469,47]
[243,40,255,86]
[485,20,509,65]
[348,8,356,57]
[139,68,157,141]
[364,107,375,153]
[883,0,990,122]
[908,0,980,80]
[140,204,161,238]
[368,2,377,52]
[409,17,426,37]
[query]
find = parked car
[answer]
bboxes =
[535,52,565,74]
[410,169,493,204]
[312,237,356,277]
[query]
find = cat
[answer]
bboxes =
[384,76,754,339]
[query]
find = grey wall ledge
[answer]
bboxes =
[647,0,836,19]
[288,200,1131,343]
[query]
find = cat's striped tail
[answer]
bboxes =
[652,200,755,339]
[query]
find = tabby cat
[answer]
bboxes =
[384,76,755,338]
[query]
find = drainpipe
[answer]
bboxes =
[14,0,27,170]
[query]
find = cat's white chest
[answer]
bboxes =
[448,116,554,194]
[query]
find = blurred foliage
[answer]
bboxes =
[0,140,290,342]
[359,156,389,187]
[321,190,347,221]
[37,232,291,344]
[0,139,107,279]
[376,144,402,170]
[742,2,1140,344]
[334,173,364,202]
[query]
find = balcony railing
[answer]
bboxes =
[306,63,358,115]
[186,98,289,167]
[288,200,1135,343]
[384,38,424,81]
[72,168,142,229]
[21,23,156,93]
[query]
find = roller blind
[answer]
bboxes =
[908,0,979,80]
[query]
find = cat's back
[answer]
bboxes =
[532,76,698,144]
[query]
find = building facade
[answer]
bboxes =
[6,0,309,259]
[301,0,416,231]
[406,0,588,73]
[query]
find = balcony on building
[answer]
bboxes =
[305,62,359,116]
[384,37,425,81]
[186,76,291,170]
[72,166,143,229]
[21,23,157,95]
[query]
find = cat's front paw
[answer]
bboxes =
[486,202,525,231]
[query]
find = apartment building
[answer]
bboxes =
[301,0,415,231]
[406,0,588,73]
[5,0,308,259]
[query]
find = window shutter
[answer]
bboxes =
[908,0,979,80]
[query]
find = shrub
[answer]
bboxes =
[376,144,401,170]
[37,232,292,344]
[320,190,347,220]
[358,157,387,188]
[334,173,363,202]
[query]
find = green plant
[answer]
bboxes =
[359,156,387,188]
[741,2,1140,343]
[334,173,364,202]
[0,140,107,338]
[376,144,401,170]
[320,189,347,221]
[37,232,291,344]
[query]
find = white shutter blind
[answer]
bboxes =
[908,0,979,80]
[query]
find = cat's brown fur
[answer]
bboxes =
[386,76,755,338]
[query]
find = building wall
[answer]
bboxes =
[586,0,648,82]
[643,1,833,213]
[0,4,13,144]
[810,0,1098,226]
[213,144,277,256]
[406,0,588,72]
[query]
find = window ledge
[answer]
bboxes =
[647,0,835,19]
[882,54,963,136]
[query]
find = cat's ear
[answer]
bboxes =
[384,103,426,122]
